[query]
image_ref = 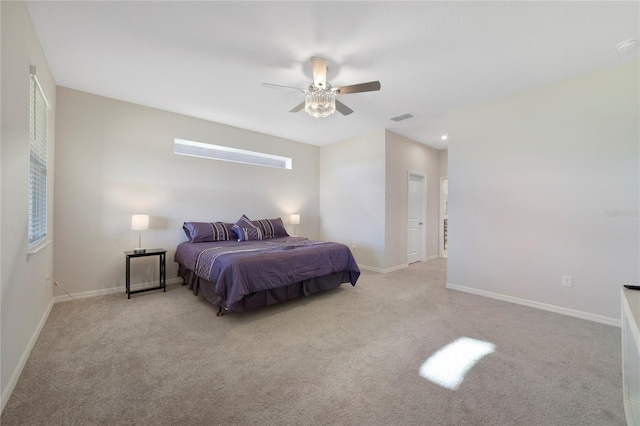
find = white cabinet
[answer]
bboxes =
[622,287,640,426]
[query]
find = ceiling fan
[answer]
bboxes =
[261,57,381,118]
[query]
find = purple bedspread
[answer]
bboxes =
[174,237,360,309]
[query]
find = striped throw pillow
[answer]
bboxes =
[232,215,263,241]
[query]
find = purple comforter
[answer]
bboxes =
[174,237,360,309]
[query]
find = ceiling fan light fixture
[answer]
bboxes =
[264,56,380,117]
[305,87,336,118]
[616,38,638,52]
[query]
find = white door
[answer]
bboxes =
[407,173,426,264]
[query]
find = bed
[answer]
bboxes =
[174,218,360,314]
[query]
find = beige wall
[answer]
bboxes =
[320,129,443,271]
[448,60,639,321]
[385,131,441,268]
[438,149,448,177]
[319,130,386,269]
[54,88,319,295]
[1,0,56,409]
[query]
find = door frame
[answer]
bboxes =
[439,176,448,258]
[407,171,427,264]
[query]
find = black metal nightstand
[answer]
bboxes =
[124,249,166,299]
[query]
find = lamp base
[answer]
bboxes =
[133,248,146,254]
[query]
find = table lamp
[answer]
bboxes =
[131,214,149,253]
[290,214,300,237]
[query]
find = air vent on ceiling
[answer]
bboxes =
[389,112,415,122]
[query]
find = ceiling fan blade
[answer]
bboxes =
[335,100,354,116]
[335,81,381,95]
[261,83,305,92]
[310,57,327,89]
[289,102,305,113]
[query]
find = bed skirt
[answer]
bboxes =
[177,264,351,313]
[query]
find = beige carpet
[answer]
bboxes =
[1,259,625,425]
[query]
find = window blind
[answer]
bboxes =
[29,72,49,246]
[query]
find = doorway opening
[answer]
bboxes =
[439,177,448,258]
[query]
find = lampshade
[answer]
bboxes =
[290,214,300,225]
[131,215,149,231]
[305,88,336,118]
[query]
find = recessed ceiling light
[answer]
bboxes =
[616,39,639,52]
[441,135,448,141]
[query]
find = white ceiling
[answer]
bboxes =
[26,1,639,149]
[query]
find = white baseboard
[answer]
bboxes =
[426,255,439,261]
[446,282,620,328]
[52,278,183,303]
[359,264,409,274]
[1,297,55,413]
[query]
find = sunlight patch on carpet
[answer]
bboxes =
[419,337,495,390]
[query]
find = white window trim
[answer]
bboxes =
[28,67,51,250]
[27,239,52,261]
[174,138,293,170]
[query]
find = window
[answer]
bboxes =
[174,138,292,170]
[29,68,49,246]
